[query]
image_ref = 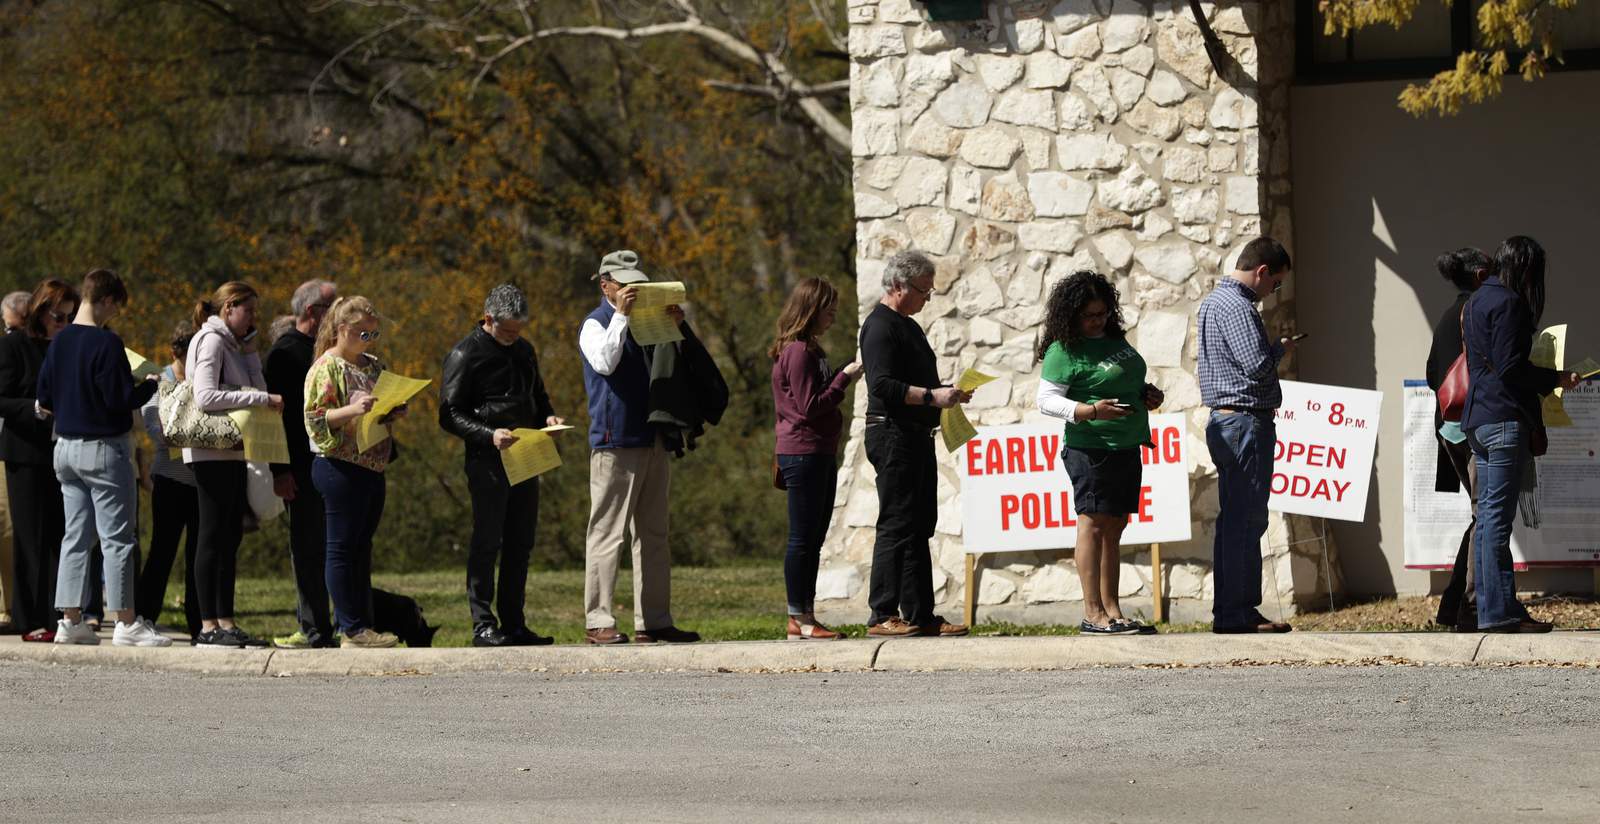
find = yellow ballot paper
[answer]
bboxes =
[1532,325,1575,427]
[628,282,687,346]
[540,424,574,433]
[126,348,161,380]
[356,371,433,452]
[939,368,996,452]
[226,408,291,465]
[501,428,562,486]
[1573,356,1600,380]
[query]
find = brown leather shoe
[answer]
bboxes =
[634,626,700,643]
[584,627,629,645]
[1213,618,1292,634]
[916,616,969,637]
[787,616,842,641]
[866,617,917,637]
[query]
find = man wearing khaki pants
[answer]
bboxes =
[577,250,698,645]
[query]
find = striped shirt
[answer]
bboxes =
[1197,278,1283,410]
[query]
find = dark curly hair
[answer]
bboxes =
[1035,270,1125,362]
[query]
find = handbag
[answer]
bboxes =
[156,379,242,450]
[771,456,786,491]
[1437,304,1470,421]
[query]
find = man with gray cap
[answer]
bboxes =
[441,283,563,647]
[578,250,698,644]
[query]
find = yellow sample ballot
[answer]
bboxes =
[540,424,574,433]
[941,405,979,453]
[126,348,161,380]
[356,371,433,452]
[957,367,997,393]
[1533,325,1575,427]
[226,407,291,465]
[500,428,562,486]
[1571,356,1600,380]
[628,282,687,346]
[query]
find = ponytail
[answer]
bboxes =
[193,281,259,330]
[314,295,379,360]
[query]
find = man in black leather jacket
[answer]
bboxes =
[439,284,563,647]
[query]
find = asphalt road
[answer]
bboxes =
[2,661,1597,823]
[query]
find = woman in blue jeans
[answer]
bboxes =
[769,278,861,640]
[1460,236,1579,632]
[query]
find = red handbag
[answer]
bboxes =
[1437,304,1469,421]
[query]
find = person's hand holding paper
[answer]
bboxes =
[940,368,995,452]
[356,371,432,451]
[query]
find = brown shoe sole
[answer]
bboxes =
[584,632,629,645]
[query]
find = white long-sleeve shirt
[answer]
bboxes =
[579,309,632,375]
[1036,378,1082,424]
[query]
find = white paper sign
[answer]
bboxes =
[1401,380,1474,568]
[1268,380,1382,522]
[957,414,1193,553]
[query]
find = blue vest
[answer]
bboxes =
[581,300,655,449]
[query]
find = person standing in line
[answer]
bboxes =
[264,279,338,649]
[769,277,863,641]
[138,321,201,639]
[1197,236,1296,634]
[1462,236,1579,633]
[440,284,562,647]
[859,250,970,639]
[304,296,401,649]
[186,281,282,649]
[1424,248,1491,631]
[1035,271,1165,636]
[579,250,698,645]
[37,269,167,646]
[0,289,30,632]
[0,280,79,642]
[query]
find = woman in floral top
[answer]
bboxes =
[304,296,404,649]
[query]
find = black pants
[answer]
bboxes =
[1435,434,1478,626]
[138,475,200,635]
[865,421,937,627]
[6,462,64,633]
[191,461,246,621]
[465,452,538,632]
[285,469,333,644]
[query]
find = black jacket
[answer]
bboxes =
[646,323,728,458]
[439,326,557,458]
[264,328,316,480]
[0,331,54,466]
[1425,291,1471,493]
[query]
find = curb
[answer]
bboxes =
[3,632,1597,676]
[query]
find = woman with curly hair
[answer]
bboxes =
[1034,271,1164,635]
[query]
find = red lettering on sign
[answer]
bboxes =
[1000,494,1020,529]
[1133,486,1154,523]
[985,440,1003,475]
[1161,427,1181,464]
[1021,494,1040,529]
[1005,437,1025,474]
[966,440,984,476]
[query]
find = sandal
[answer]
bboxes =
[22,628,56,643]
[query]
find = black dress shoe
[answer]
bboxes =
[507,626,554,646]
[1483,617,1554,633]
[634,626,700,643]
[472,626,513,647]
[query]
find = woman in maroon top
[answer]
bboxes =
[770,278,862,640]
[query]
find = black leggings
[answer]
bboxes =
[139,475,201,634]
[191,461,245,621]
[6,462,64,633]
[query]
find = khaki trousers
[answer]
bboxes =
[584,442,673,631]
[0,465,12,621]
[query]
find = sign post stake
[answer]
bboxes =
[1150,543,1164,623]
[964,553,978,628]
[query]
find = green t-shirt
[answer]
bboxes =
[1040,336,1150,450]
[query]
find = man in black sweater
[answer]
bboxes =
[440,284,563,647]
[859,250,971,638]
[265,279,337,649]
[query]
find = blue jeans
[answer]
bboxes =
[312,457,386,636]
[1205,411,1274,627]
[53,437,137,613]
[1466,420,1532,629]
[778,453,837,616]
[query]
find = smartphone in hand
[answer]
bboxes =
[1289,332,1309,342]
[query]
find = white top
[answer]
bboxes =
[579,307,632,376]
[1036,378,1081,424]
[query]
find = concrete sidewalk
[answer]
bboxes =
[3,630,1598,676]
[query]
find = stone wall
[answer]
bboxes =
[819,0,1340,623]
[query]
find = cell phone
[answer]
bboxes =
[1107,398,1133,411]
[1289,332,1309,342]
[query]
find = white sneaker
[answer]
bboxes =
[54,617,100,645]
[113,617,173,647]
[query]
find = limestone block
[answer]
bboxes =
[1052,249,1098,279]
[856,57,903,108]
[953,266,1006,317]
[905,115,964,158]
[843,485,878,528]
[894,157,948,207]
[978,572,1018,605]
[1108,68,1146,112]
[1171,187,1219,224]
[856,258,886,307]
[1069,64,1117,121]
[1117,562,1148,597]
[968,375,1012,409]
[970,316,1004,346]
[847,4,875,24]
[1010,18,1046,53]
[1017,221,1083,253]
[983,331,1041,374]
[1225,176,1260,215]
[855,192,898,218]
[1022,563,1082,603]
[1008,252,1048,302]
[1058,93,1096,131]
[849,25,908,59]
[852,108,899,157]
[1241,135,1260,175]
[1019,128,1052,168]
[1212,5,1254,35]
[992,88,1058,130]
[1165,562,1208,599]
[1131,309,1187,368]
[1130,272,1182,309]
[926,316,970,355]
[860,156,908,190]
[1147,70,1188,105]
[1133,241,1196,284]
[1027,171,1094,217]
[904,52,956,94]
[1125,99,1183,141]
[898,89,936,126]
[1093,230,1135,271]
[1208,87,1258,130]
[1183,127,1212,146]
[959,127,1024,169]
[948,165,982,215]
[979,171,1035,222]
[906,210,958,255]
[1057,24,1101,59]
[1162,146,1205,183]
[1057,133,1126,170]
[814,564,864,601]
[913,25,954,53]
[996,303,1046,330]
[1025,51,1073,88]
[977,54,1025,93]
[860,219,912,260]
[1097,165,1165,214]
[935,501,963,536]
[1208,145,1237,172]
[1085,205,1133,233]
[1050,0,1098,34]
[1132,141,1163,165]
[958,222,1017,261]
[933,77,993,128]
[1177,224,1210,244]
[1137,211,1174,241]
[931,564,950,599]
[1101,15,1149,53]
[879,0,924,24]
[1155,15,1213,87]
[1120,43,1156,77]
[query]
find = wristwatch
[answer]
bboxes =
[921,388,933,406]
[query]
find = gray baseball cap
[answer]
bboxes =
[594,249,650,284]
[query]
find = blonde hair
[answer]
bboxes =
[192,281,258,329]
[314,295,379,359]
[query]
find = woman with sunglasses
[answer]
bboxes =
[304,296,401,648]
[0,280,80,641]
[186,281,283,648]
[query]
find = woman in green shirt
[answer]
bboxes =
[1035,271,1164,635]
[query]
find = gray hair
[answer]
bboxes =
[2,291,29,316]
[483,283,529,323]
[290,279,336,317]
[882,250,935,292]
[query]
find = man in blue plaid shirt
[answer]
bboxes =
[1197,236,1295,634]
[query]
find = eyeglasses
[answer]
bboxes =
[358,329,381,342]
[906,280,934,297]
